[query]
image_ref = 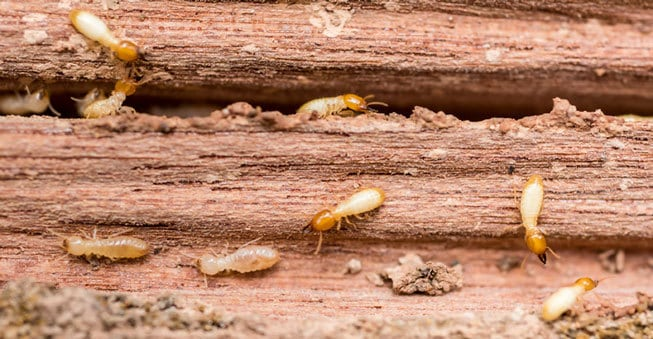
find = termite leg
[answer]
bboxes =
[343,215,356,229]
[203,274,208,289]
[336,219,343,231]
[519,254,529,270]
[78,228,92,239]
[314,231,324,255]
[353,214,365,220]
[107,228,133,238]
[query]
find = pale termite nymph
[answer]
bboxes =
[80,79,136,118]
[72,88,106,115]
[195,245,281,275]
[541,277,601,321]
[48,228,149,261]
[69,9,139,62]
[305,187,386,254]
[0,88,60,116]
[296,94,388,118]
[520,174,558,264]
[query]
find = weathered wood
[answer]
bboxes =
[2,1,653,117]
[0,99,651,319]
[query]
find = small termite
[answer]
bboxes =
[69,9,139,62]
[520,174,558,265]
[305,187,386,254]
[48,228,149,261]
[80,79,137,119]
[296,94,388,118]
[541,277,604,321]
[195,245,281,276]
[0,88,59,116]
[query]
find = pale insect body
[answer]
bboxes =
[0,89,51,115]
[520,174,556,264]
[196,245,280,275]
[69,9,139,62]
[49,229,149,260]
[81,79,136,119]
[307,187,385,254]
[297,94,388,118]
[542,277,599,321]
[73,88,106,115]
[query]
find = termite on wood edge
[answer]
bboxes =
[194,245,281,276]
[542,277,607,321]
[47,228,149,261]
[305,187,385,255]
[69,9,139,62]
[0,88,60,116]
[296,94,388,118]
[520,174,558,265]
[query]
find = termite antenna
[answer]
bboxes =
[363,94,375,101]
[238,237,263,249]
[48,102,62,117]
[520,254,529,270]
[45,227,67,240]
[367,101,389,107]
[302,223,313,234]
[547,247,560,259]
[314,231,324,255]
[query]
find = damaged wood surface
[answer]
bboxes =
[0,98,652,319]
[2,1,653,117]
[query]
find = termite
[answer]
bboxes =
[0,88,60,116]
[520,174,557,265]
[69,9,139,62]
[72,88,106,116]
[305,187,385,254]
[80,79,137,118]
[195,245,281,276]
[48,228,149,261]
[296,94,388,118]
[541,277,604,321]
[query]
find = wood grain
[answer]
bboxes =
[2,1,653,117]
[0,99,651,318]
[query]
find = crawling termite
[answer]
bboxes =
[542,277,604,321]
[80,79,136,118]
[297,94,388,118]
[305,187,385,254]
[72,88,106,115]
[520,174,558,264]
[195,245,281,275]
[48,228,149,261]
[0,88,59,116]
[69,9,139,62]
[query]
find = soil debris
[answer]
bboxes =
[598,249,625,274]
[0,280,241,338]
[551,292,653,338]
[380,253,463,296]
[409,106,461,129]
[344,258,362,275]
[365,272,385,287]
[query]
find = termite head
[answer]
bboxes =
[62,236,86,256]
[29,89,51,112]
[116,40,139,62]
[342,94,388,113]
[308,209,336,232]
[525,230,547,264]
[114,79,137,96]
[574,277,598,291]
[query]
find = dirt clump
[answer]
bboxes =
[380,253,463,296]
[598,249,625,274]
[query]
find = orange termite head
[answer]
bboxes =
[116,40,139,62]
[525,229,547,264]
[308,209,337,232]
[342,94,388,113]
[63,236,86,256]
[574,277,598,291]
[114,79,137,96]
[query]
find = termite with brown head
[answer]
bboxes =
[541,277,609,321]
[520,174,558,265]
[80,79,137,119]
[47,227,149,261]
[296,94,388,118]
[69,9,139,62]
[305,187,385,254]
[0,88,60,116]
